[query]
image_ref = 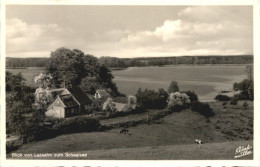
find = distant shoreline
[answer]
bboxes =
[6,63,253,70]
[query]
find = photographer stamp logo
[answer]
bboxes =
[234,144,253,158]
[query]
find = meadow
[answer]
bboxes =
[8,101,253,159]
[7,64,248,101]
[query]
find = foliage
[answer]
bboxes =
[233,79,253,101]
[52,116,101,134]
[6,71,26,92]
[33,73,53,88]
[182,90,199,104]
[103,98,117,113]
[230,97,238,105]
[6,72,42,142]
[168,81,179,93]
[215,95,231,101]
[46,47,119,96]
[234,92,248,101]
[136,88,168,109]
[6,57,49,67]
[7,56,253,68]
[88,98,106,113]
[243,101,249,110]
[99,56,128,69]
[233,79,251,91]
[167,92,190,112]
[34,87,53,108]
[6,96,45,142]
[191,101,215,117]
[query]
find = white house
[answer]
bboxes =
[94,89,110,99]
[45,87,92,118]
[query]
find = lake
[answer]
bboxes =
[112,65,248,101]
[7,64,248,102]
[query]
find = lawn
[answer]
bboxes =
[7,100,253,160]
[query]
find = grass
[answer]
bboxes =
[7,100,253,160]
[81,140,253,160]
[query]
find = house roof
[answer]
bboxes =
[67,87,92,105]
[60,94,79,107]
[96,89,110,97]
[46,88,65,99]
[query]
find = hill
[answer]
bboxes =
[7,101,253,160]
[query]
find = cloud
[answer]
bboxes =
[6,18,67,56]
[6,6,253,58]
[116,7,252,57]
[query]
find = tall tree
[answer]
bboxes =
[46,47,119,95]
[47,48,86,87]
[168,81,179,93]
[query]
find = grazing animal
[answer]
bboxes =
[195,139,202,144]
[120,129,129,134]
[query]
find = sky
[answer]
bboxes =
[6,5,253,58]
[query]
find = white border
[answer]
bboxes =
[1,0,259,166]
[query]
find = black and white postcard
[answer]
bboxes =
[0,0,259,166]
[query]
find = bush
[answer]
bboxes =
[233,79,253,101]
[52,116,101,134]
[191,101,215,117]
[182,90,198,104]
[136,88,168,109]
[103,98,117,113]
[234,91,249,100]
[215,95,231,101]
[168,92,190,112]
[168,81,179,93]
[230,97,238,105]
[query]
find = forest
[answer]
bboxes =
[6,55,253,68]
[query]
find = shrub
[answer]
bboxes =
[234,91,250,101]
[88,98,106,113]
[233,79,253,101]
[191,101,215,117]
[168,92,190,112]
[182,90,198,104]
[52,116,101,134]
[215,95,231,101]
[103,98,116,113]
[168,81,179,93]
[136,88,168,109]
[230,97,238,105]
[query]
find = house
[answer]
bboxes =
[45,87,92,118]
[94,89,110,99]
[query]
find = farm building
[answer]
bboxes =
[94,89,110,99]
[45,87,92,118]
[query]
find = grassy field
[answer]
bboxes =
[7,100,253,160]
[78,140,253,160]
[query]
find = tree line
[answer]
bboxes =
[6,55,253,68]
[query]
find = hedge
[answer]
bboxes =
[52,116,101,134]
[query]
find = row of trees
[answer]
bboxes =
[97,55,253,68]
[135,81,215,117]
[7,55,253,68]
